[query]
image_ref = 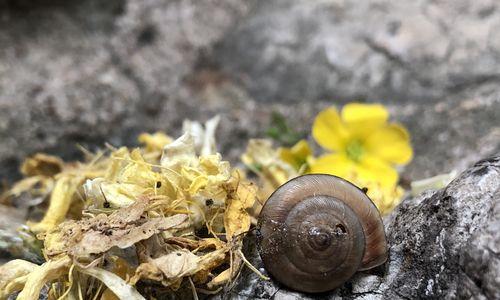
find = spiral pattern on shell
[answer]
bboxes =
[257,174,388,293]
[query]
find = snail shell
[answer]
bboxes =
[257,174,388,293]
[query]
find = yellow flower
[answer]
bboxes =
[278,139,313,172]
[310,103,412,189]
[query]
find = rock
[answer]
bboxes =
[215,0,500,103]
[216,156,500,299]
[0,204,33,264]
[0,0,254,180]
[0,0,499,185]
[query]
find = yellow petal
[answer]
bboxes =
[312,107,349,151]
[308,153,355,179]
[341,103,389,126]
[278,139,312,170]
[341,103,389,138]
[356,153,399,188]
[364,123,413,165]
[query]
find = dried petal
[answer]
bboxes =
[138,132,173,153]
[207,268,230,289]
[77,266,145,300]
[0,259,38,299]
[224,177,257,241]
[132,248,226,288]
[182,115,220,156]
[16,256,71,300]
[29,175,82,233]
[20,153,63,177]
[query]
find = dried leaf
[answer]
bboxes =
[153,249,200,278]
[77,266,145,300]
[132,248,227,288]
[70,215,188,257]
[44,199,188,258]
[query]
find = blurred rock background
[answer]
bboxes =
[0,0,499,184]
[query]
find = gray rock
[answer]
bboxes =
[216,157,500,299]
[215,0,500,103]
[0,0,254,180]
[0,0,499,185]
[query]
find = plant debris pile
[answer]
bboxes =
[0,118,259,299]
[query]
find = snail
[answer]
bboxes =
[257,174,388,293]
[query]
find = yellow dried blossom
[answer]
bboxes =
[1,124,259,299]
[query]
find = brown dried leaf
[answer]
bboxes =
[70,215,188,257]
[131,248,227,288]
[44,198,188,258]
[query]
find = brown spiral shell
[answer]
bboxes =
[257,174,388,293]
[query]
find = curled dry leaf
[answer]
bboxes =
[207,268,231,289]
[131,248,227,289]
[71,215,188,258]
[44,198,188,259]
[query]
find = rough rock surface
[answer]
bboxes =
[0,0,499,183]
[215,156,500,299]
